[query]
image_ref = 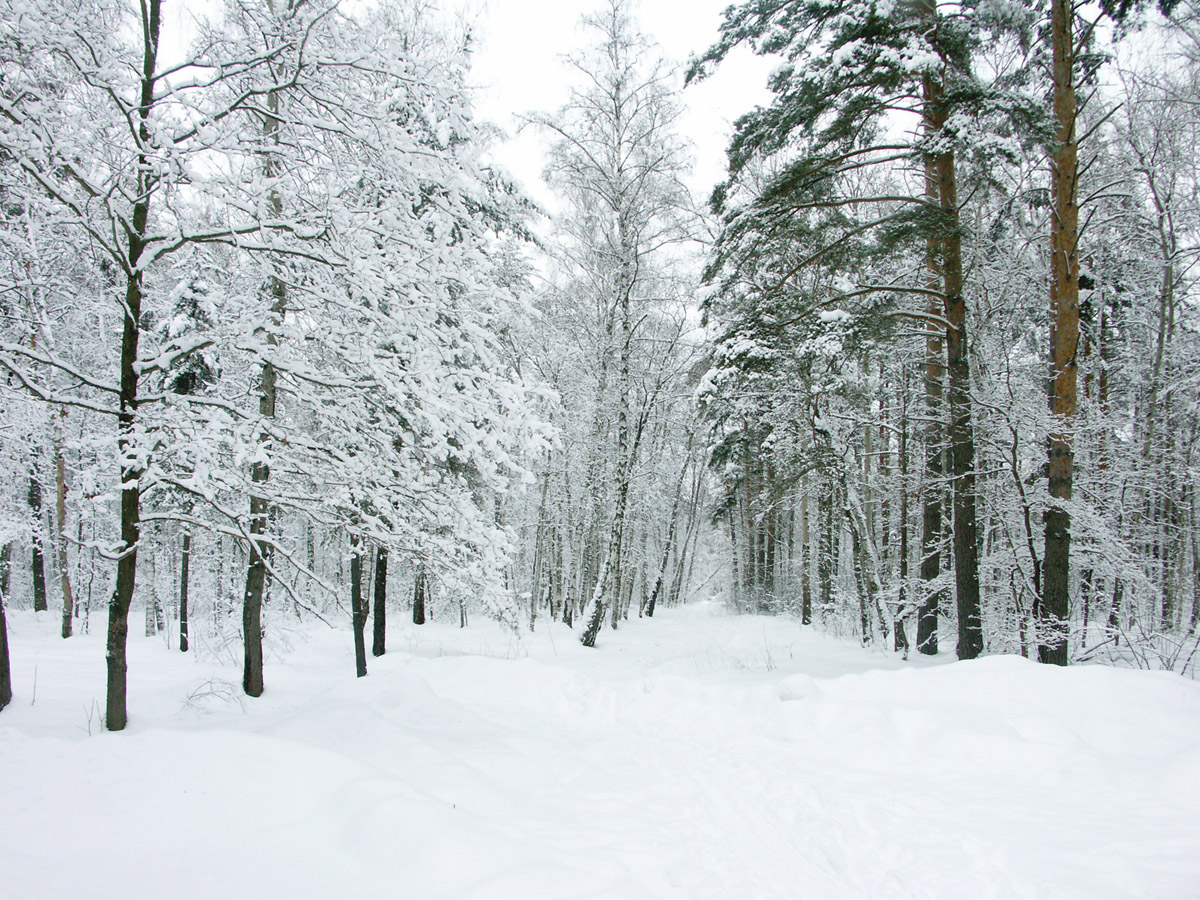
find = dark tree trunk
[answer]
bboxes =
[105,0,159,730]
[242,500,267,697]
[242,82,287,698]
[179,532,190,652]
[800,487,812,625]
[351,535,367,678]
[0,585,11,711]
[896,385,911,654]
[412,567,426,625]
[1040,0,1079,667]
[55,432,74,639]
[29,474,48,613]
[818,485,834,620]
[0,543,10,603]
[927,78,983,660]
[372,544,387,657]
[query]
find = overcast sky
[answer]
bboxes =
[463,0,774,211]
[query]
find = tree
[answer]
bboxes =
[533,0,698,647]
[0,0,357,727]
[1039,0,1181,664]
[691,0,1041,656]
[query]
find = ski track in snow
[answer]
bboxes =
[2,602,1199,900]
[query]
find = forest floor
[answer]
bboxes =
[2,602,1199,899]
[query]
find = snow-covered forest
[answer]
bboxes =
[1,0,1199,896]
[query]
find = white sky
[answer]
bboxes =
[463,0,774,212]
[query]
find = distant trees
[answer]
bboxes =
[523,0,707,647]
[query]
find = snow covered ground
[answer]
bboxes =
[2,603,1198,900]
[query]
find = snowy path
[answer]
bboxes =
[2,604,1198,899]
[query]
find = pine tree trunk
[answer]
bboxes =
[918,127,945,656]
[179,532,190,652]
[350,535,367,678]
[896,385,911,654]
[819,485,834,620]
[1041,0,1080,667]
[372,545,387,657]
[800,484,812,625]
[939,151,983,661]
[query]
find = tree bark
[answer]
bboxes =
[242,85,286,699]
[922,22,982,660]
[0,543,10,603]
[29,473,48,613]
[179,532,190,652]
[372,544,388,657]
[54,417,74,639]
[351,535,367,678]
[1040,0,1080,666]
[800,484,812,625]
[0,585,10,711]
[412,566,426,625]
[105,0,160,730]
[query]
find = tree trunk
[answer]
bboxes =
[54,419,74,639]
[29,473,48,613]
[648,449,690,617]
[896,383,911,654]
[105,0,160,730]
[412,566,427,625]
[179,532,190,652]
[0,585,10,711]
[1040,0,1080,667]
[372,545,387,657]
[0,543,10,603]
[800,484,812,625]
[940,156,983,661]
[351,535,367,678]
[241,80,287,698]
[818,484,834,620]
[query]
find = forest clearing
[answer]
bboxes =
[4,602,1198,900]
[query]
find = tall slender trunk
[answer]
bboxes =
[1041,0,1080,666]
[648,446,691,617]
[938,146,983,660]
[372,545,388,657]
[242,86,286,699]
[800,483,812,624]
[105,0,159,730]
[918,78,944,657]
[54,416,74,639]
[0,585,10,710]
[350,534,367,678]
[179,532,191,652]
[922,15,982,659]
[896,382,910,654]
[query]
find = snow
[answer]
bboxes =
[2,604,1199,900]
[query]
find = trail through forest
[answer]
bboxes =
[2,604,1197,899]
